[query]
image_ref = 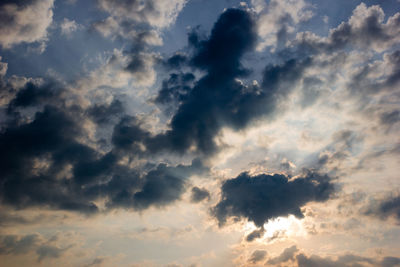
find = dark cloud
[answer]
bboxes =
[190,186,210,203]
[380,110,400,125]
[36,245,69,262]
[117,163,187,210]
[382,257,400,267]
[364,195,400,222]
[0,234,71,262]
[248,250,267,264]
[8,81,62,111]
[245,228,265,242]
[0,77,208,214]
[154,72,195,106]
[111,115,150,153]
[165,53,188,69]
[87,99,124,124]
[295,253,400,267]
[0,234,39,255]
[267,245,298,265]
[211,170,335,227]
[149,8,312,155]
[147,8,258,154]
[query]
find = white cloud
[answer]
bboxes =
[251,0,314,51]
[0,56,7,77]
[60,18,79,37]
[0,0,54,49]
[97,0,187,29]
[93,16,162,45]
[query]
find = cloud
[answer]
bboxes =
[119,163,194,210]
[60,18,79,36]
[382,257,400,267]
[245,228,265,242]
[36,245,69,262]
[0,234,39,255]
[150,8,311,155]
[380,110,400,126]
[252,0,314,50]
[267,245,298,265]
[248,250,267,264]
[0,75,208,214]
[346,50,400,96]
[154,72,195,107]
[97,0,186,29]
[87,99,124,125]
[363,195,400,222]
[92,0,185,92]
[293,3,400,53]
[296,253,383,267]
[0,233,72,262]
[190,186,210,203]
[211,170,335,227]
[0,56,7,77]
[92,16,162,45]
[0,0,54,49]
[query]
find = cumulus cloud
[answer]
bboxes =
[293,3,400,53]
[0,0,54,49]
[149,8,312,154]
[0,76,208,214]
[91,0,186,94]
[251,0,314,50]
[97,0,186,29]
[212,170,335,227]
[92,16,163,45]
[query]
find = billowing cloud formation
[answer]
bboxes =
[0,0,54,49]
[97,0,186,29]
[151,8,312,155]
[212,171,335,227]
[294,3,400,53]
[92,0,185,89]
[252,0,313,50]
[1,2,400,265]
[0,78,207,213]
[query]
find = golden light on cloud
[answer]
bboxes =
[244,215,307,243]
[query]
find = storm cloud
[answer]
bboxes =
[150,8,312,154]
[212,171,335,227]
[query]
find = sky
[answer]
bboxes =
[0,0,400,266]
